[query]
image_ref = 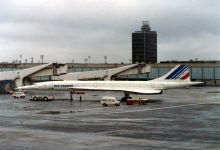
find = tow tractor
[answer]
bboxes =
[127,97,148,105]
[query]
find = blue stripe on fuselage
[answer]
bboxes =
[165,65,186,79]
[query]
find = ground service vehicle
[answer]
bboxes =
[101,96,120,106]
[127,97,148,105]
[30,95,54,101]
[12,92,25,98]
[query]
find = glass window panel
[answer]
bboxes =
[2,68,12,72]
[203,67,214,79]
[15,68,22,71]
[132,39,144,43]
[149,68,159,79]
[132,33,144,38]
[75,68,83,72]
[127,74,138,79]
[192,68,202,79]
[119,75,128,79]
[90,68,98,71]
[215,67,220,79]
[10,68,16,71]
[97,68,105,70]
[138,74,147,79]
[35,76,49,81]
[82,68,91,72]
[68,68,75,73]
[158,68,170,77]
[41,76,49,80]
[35,77,41,80]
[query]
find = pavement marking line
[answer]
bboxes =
[36,102,220,115]
[70,107,105,112]
[45,106,114,114]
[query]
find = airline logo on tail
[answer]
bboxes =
[165,65,190,80]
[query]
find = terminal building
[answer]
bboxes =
[132,21,157,63]
[0,61,220,93]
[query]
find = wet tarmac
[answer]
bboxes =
[0,87,220,150]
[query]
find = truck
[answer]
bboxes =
[127,97,148,105]
[30,95,55,101]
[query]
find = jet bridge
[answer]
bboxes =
[0,63,68,90]
[51,64,151,81]
[0,63,151,92]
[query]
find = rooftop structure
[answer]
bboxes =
[132,21,157,63]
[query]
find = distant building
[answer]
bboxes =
[132,21,157,63]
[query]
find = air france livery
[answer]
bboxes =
[17,65,203,96]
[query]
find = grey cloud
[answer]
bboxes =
[0,0,219,63]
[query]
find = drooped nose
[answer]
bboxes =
[16,86,29,90]
[16,85,36,90]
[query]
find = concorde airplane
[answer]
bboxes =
[16,65,203,100]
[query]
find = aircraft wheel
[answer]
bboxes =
[103,103,107,107]
[121,97,127,102]
[43,97,48,101]
[142,102,147,105]
[33,97,38,101]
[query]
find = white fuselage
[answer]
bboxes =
[20,80,198,91]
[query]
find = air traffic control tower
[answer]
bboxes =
[132,21,157,63]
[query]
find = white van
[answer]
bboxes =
[101,96,120,106]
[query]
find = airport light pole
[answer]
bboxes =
[84,58,88,64]
[40,55,44,63]
[104,56,107,64]
[19,54,22,64]
[88,56,91,64]
[31,57,33,64]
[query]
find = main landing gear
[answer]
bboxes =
[121,92,132,102]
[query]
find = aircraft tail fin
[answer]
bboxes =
[153,65,190,82]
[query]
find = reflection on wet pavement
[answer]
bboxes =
[0,87,220,150]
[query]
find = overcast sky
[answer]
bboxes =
[0,0,219,63]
